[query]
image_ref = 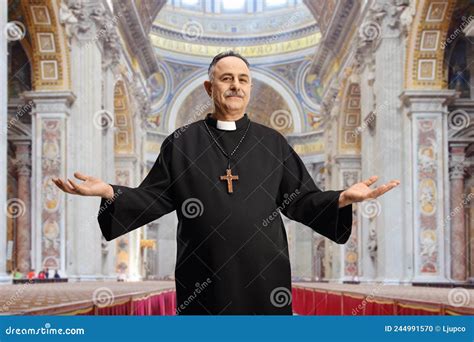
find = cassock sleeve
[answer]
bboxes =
[277,140,353,244]
[97,137,176,241]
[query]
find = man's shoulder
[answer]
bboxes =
[166,119,205,142]
[250,121,288,144]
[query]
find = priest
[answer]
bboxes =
[52,51,400,315]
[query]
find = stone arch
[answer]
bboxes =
[404,0,457,89]
[12,0,71,91]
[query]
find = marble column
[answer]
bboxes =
[358,58,377,283]
[13,141,31,273]
[100,66,118,280]
[335,156,360,282]
[0,0,9,283]
[372,8,406,284]
[400,90,456,283]
[448,143,468,281]
[61,1,111,281]
[323,99,343,282]
[23,91,75,277]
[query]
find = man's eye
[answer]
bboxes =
[240,79,248,83]
[222,77,231,81]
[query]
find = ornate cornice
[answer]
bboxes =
[309,0,360,80]
[114,0,159,78]
[59,0,122,68]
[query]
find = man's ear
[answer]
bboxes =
[204,80,212,97]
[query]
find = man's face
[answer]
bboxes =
[205,56,251,115]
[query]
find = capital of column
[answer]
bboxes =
[400,89,457,116]
[449,143,469,180]
[22,91,76,116]
[59,0,106,41]
[12,141,31,177]
[59,0,122,67]
[334,154,361,170]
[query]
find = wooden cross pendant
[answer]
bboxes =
[220,168,239,193]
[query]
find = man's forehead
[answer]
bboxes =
[214,56,250,74]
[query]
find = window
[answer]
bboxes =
[181,0,202,10]
[265,0,288,8]
[221,0,246,12]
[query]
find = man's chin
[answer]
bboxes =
[223,105,244,112]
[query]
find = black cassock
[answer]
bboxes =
[98,113,352,315]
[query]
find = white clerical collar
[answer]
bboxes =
[216,120,237,131]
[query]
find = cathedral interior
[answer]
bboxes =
[1,0,474,315]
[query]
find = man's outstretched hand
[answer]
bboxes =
[338,175,400,208]
[52,172,114,199]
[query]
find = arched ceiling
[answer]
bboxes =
[150,0,320,59]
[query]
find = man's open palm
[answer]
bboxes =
[52,172,113,199]
[339,175,400,207]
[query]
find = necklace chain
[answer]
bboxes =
[203,118,251,168]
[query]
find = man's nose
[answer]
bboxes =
[230,79,240,90]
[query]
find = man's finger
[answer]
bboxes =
[54,178,76,194]
[62,179,77,193]
[68,179,87,195]
[362,175,378,187]
[368,182,399,199]
[74,172,88,181]
[52,178,66,192]
[52,178,66,191]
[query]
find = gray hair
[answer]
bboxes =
[207,50,250,82]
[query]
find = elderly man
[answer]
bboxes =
[53,51,400,315]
